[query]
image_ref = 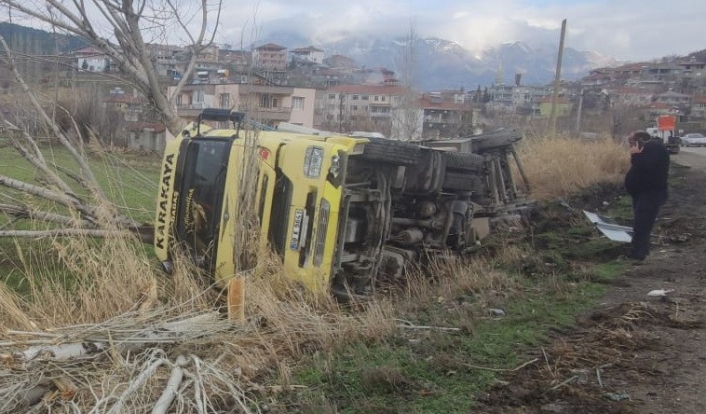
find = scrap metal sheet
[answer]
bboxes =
[583,210,633,243]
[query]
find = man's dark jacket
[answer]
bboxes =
[624,140,670,196]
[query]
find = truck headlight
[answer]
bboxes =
[313,198,330,266]
[304,146,324,178]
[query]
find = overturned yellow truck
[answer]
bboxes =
[155,108,529,301]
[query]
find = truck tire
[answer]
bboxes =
[443,152,485,172]
[361,138,420,166]
[470,130,522,153]
[443,171,485,193]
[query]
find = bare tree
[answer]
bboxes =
[0,0,224,240]
[0,0,223,136]
[390,21,423,141]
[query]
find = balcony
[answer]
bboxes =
[249,106,292,122]
[176,102,211,119]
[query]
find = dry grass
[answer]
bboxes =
[518,134,630,200]
[0,131,629,411]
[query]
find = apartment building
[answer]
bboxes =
[418,92,477,140]
[253,43,287,71]
[654,90,691,107]
[169,83,316,128]
[488,83,550,114]
[320,85,407,134]
[290,46,325,64]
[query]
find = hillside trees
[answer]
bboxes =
[0,0,224,239]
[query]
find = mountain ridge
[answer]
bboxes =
[0,21,620,92]
[265,30,619,91]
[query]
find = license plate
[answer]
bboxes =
[290,209,304,250]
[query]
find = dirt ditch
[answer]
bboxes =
[478,161,706,414]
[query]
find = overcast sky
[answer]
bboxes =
[216,0,705,61]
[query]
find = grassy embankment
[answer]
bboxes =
[0,134,632,412]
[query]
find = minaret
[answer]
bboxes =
[495,53,504,85]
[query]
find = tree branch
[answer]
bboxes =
[0,34,105,199]
[0,203,97,228]
[0,229,131,238]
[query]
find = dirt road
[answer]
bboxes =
[480,150,706,413]
[675,147,706,169]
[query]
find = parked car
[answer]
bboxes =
[681,133,706,147]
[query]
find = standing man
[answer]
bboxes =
[624,130,670,261]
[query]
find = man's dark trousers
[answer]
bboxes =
[631,189,667,260]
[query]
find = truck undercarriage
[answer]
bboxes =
[330,133,529,298]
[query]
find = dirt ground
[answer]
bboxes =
[478,149,706,414]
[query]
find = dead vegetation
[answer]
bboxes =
[0,131,638,412]
[518,134,630,200]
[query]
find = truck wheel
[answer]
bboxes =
[443,171,485,193]
[443,152,485,172]
[361,138,420,166]
[470,130,522,153]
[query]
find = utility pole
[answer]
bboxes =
[575,88,584,132]
[550,19,567,137]
[338,92,344,133]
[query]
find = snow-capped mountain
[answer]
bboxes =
[262,31,618,91]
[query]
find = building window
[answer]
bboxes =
[328,94,336,100]
[352,95,359,100]
[260,94,271,108]
[219,93,230,108]
[362,95,369,101]
[381,96,386,102]
[352,105,358,110]
[293,96,305,110]
[374,96,379,101]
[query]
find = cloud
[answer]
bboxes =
[217,0,704,60]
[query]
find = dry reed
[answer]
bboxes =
[518,134,630,200]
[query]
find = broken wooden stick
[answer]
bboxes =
[464,358,539,373]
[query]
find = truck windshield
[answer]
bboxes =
[175,139,232,269]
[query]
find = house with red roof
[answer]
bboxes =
[691,95,706,119]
